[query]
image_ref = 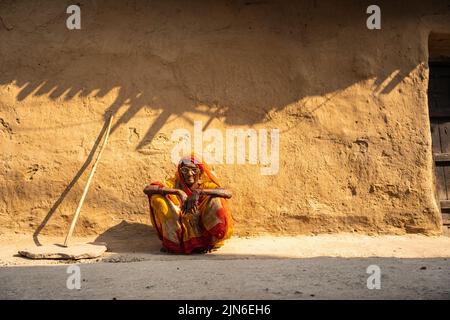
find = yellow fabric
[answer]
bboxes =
[150,174,232,252]
[150,194,181,245]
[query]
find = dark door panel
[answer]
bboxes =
[429,62,450,225]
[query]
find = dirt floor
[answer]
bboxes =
[1,230,449,299]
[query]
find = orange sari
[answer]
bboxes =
[147,155,233,254]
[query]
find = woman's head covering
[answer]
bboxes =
[177,153,221,195]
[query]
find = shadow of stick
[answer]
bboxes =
[33,116,111,246]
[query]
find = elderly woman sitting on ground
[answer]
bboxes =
[143,154,233,254]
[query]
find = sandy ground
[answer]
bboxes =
[2,232,450,266]
[1,231,449,299]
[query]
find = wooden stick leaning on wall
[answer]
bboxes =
[63,115,114,247]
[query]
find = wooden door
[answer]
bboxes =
[429,62,450,225]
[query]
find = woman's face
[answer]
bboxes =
[180,161,200,187]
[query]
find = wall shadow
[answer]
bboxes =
[0,0,423,151]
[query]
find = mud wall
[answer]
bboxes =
[1,0,450,237]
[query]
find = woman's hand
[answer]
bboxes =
[181,190,200,215]
[177,190,188,203]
